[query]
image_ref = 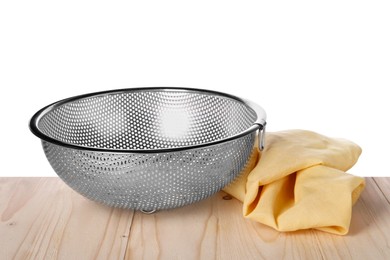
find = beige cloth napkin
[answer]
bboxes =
[223,130,365,235]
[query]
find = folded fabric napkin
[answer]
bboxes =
[223,130,365,235]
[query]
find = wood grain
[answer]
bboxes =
[1,177,390,260]
[0,178,134,260]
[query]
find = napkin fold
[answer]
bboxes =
[223,130,365,235]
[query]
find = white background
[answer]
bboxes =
[1,1,389,177]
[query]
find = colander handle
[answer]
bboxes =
[255,122,266,151]
[245,99,267,151]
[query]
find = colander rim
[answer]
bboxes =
[29,87,266,153]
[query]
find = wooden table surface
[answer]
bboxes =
[0,177,389,260]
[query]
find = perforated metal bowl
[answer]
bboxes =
[30,87,266,212]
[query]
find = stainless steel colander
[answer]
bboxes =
[29,87,266,212]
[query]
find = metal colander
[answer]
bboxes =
[30,87,266,212]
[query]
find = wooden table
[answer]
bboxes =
[0,177,389,260]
